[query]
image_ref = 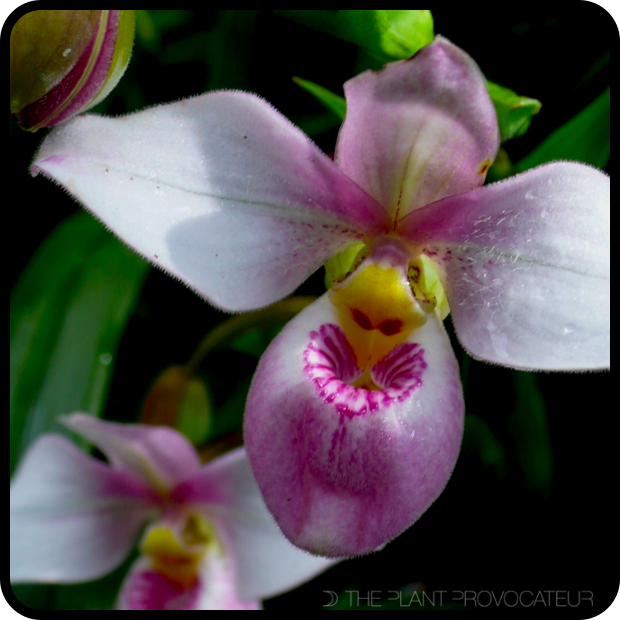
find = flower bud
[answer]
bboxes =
[10,10,135,131]
[140,366,212,446]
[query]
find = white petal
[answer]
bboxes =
[32,93,388,311]
[10,436,156,583]
[399,162,610,370]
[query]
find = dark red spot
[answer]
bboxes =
[351,308,373,330]
[378,318,403,336]
[409,266,420,282]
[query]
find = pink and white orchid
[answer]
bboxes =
[10,415,334,610]
[32,37,610,557]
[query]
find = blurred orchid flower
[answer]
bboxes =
[32,37,610,557]
[10,415,334,610]
[10,10,135,131]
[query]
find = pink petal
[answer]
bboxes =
[398,162,610,370]
[10,436,157,583]
[62,414,202,493]
[244,295,464,557]
[116,554,260,610]
[336,36,499,221]
[32,92,389,312]
[171,448,337,600]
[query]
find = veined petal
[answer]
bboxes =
[171,448,336,600]
[62,414,202,494]
[398,162,610,370]
[10,436,157,583]
[116,554,260,610]
[244,295,464,557]
[336,36,499,221]
[32,92,389,311]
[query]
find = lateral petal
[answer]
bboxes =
[171,448,336,600]
[10,435,156,583]
[398,162,610,370]
[32,92,389,311]
[336,36,499,221]
[244,295,464,557]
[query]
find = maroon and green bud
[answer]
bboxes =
[10,10,135,131]
[139,366,212,446]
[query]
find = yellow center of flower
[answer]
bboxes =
[328,238,451,370]
[140,513,216,589]
[330,259,427,368]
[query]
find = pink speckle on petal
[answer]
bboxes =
[304,324,426,418]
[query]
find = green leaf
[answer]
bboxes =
[228,326,282,358]
[335,10,434,61]
[486,80,541,144]
[292,111,342,138]
[276,10,434,61]
[204,10,260,91]
[274,10,337,34]
[292,77,346,120]
[10,584,54,611]
[10,213,149,474]
[176,376,212,445]
[209,375,253,440]
[462,414,506,478]
[516,86,610,172]
[509,372,553,497]
[135,10,192,53]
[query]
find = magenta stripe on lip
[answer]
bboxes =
[122,569,201,610]
[304,324,426,418]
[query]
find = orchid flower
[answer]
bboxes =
[10,415,334,610]
[32,36,610,558]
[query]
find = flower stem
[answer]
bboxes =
[184,296,316,374]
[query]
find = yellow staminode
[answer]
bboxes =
[408,254,450,321]
[330,260,427,368]
[140,514,215,588]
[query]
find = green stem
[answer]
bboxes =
[184,296,316,374]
